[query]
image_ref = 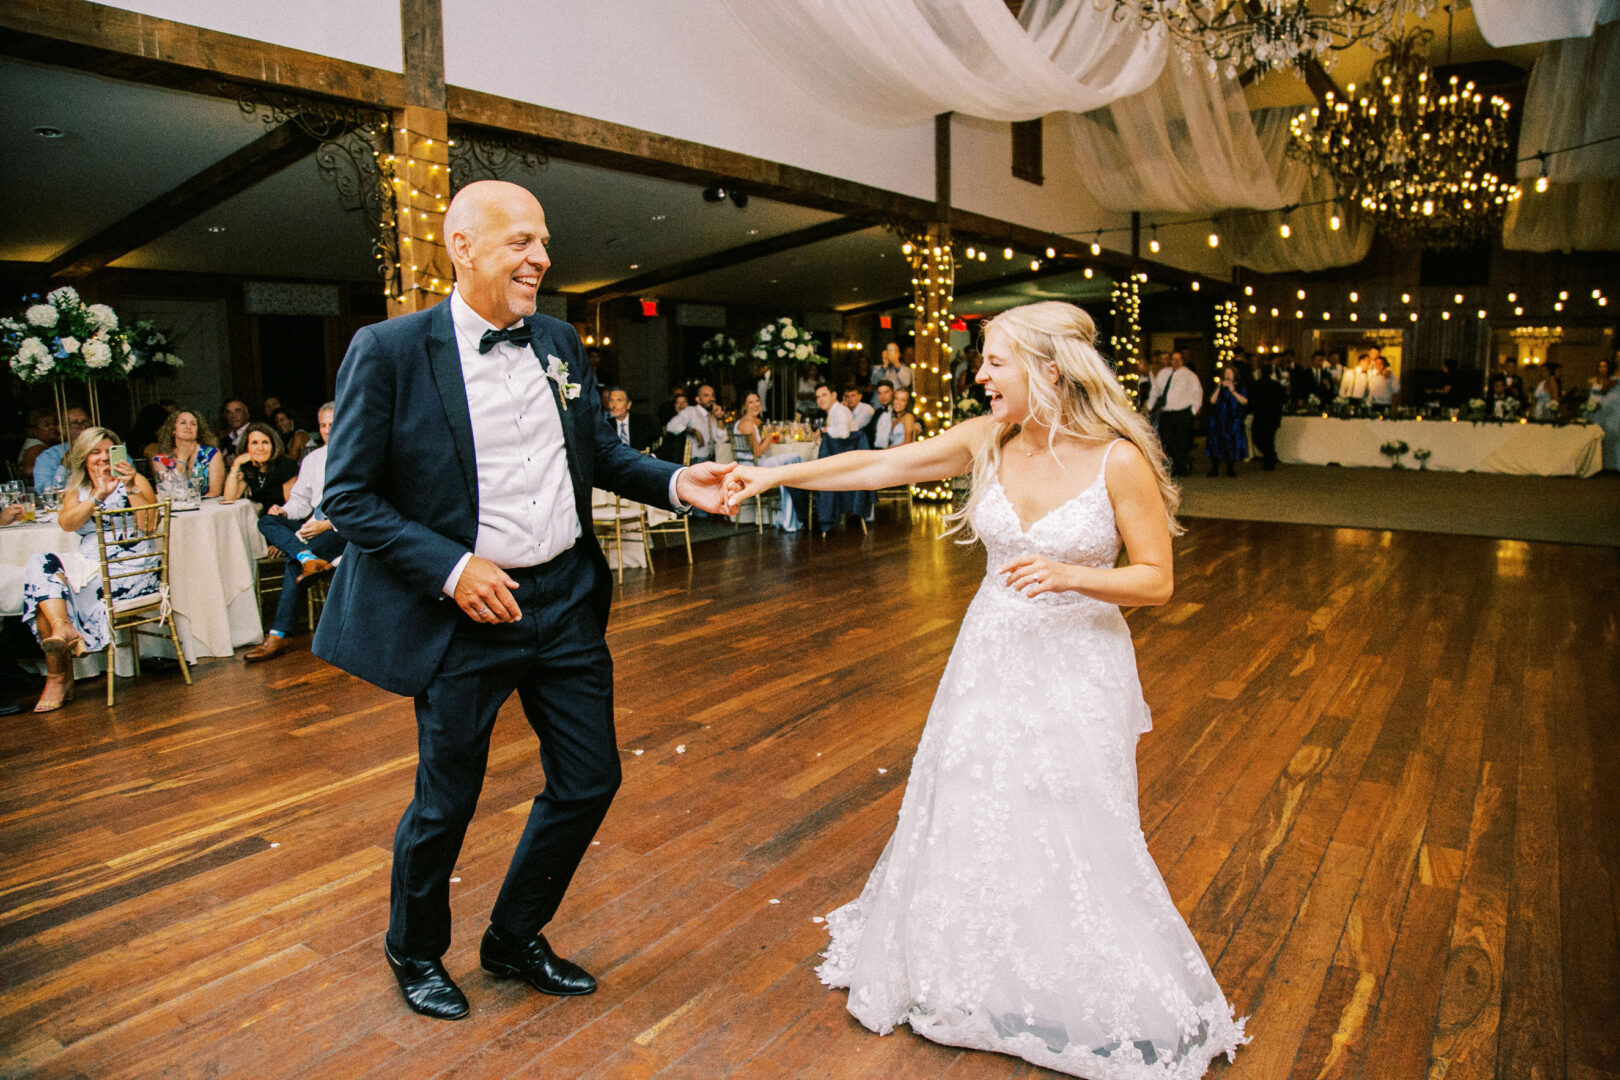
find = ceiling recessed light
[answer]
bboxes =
[31,126,66,139]
[206,225,227,233]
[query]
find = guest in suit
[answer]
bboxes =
[862,381,894,447]
[246,402,343,664]
[605,388,656,450]
[1288,351,1317,406]
[1323,352,1346,399]
[1499,358,1527,404]
[1249,364,1286,471]
[314,181,732,1021]
[218,399,251,464]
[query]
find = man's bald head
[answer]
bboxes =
[444,180,552,328]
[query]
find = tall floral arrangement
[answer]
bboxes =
[698,332,743,368]
[1,287,181,383]
[750,316,824,365]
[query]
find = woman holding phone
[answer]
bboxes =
[20,428,160,712]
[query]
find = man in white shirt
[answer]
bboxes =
[664,383,725,462]
[314,181,734,1022]
[843,386,874,442]
[869,342,913,398]
[818,383,854,438]
[1145,351,1202,476]
[245,401,342,663]
[1367,355,1400,411]
[1341,354,1372,400]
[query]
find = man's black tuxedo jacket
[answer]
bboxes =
[313,300,678,696]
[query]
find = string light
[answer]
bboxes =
[1208,231,1220,248]
[1214,300,1239,370]
[1149,227,1161,254]
[1110,275,1143,368]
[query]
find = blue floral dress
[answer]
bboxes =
[22,484,161,653]
[1204,386,1248,462]
[150,444,219,488]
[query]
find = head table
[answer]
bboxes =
[0,498,268,675]
[1277,417,1603,477]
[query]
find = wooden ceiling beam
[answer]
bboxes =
[0,0,404,107]
[46,121,322,279]
[574,218,871,303]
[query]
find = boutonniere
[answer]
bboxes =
[544,354,582,410]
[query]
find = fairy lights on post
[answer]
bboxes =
[1214,300,1239,370]
[902,226,956,502]
[1109,272,1143,371]
[385,106,454,317]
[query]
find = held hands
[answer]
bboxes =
[723,465,773,511]
[676,461,738,515]
[1001,554,1077,598]
[455,555,522,623]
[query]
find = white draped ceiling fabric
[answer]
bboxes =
[1503,16,1620,251]
[718,0,1166,127]
[1471,0,1620,46]
[1224,109,1376,273]
[1058,60,1284,212]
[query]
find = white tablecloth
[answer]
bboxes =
[0,498,268,671]
[591,490,676,569]
[1276,417,1604,477]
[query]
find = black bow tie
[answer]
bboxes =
[479,324,532,354]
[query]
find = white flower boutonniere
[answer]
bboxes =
[544,354,582,410]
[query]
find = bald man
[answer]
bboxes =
[315,180,735,1020]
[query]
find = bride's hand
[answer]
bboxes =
[724,465,774,510]
[1001,554,1076,597]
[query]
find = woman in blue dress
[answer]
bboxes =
[1589,356,1620,472]
[1204,365,1249,477]
[149,407,224,496]
[22,427,160,711]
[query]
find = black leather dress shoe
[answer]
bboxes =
[384,942,470,1020]
[480,926,597,996]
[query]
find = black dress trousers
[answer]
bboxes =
[386,543,622,960]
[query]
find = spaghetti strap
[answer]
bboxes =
[1099,437,1125,472]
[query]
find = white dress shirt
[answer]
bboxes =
[1341,366,1370,399]
[850,402,875,432]
[665,404,723,461]
[1368,370,1399,405]
[1148,367,1203,414]
[281,444,329,520]
[824,402,855,438]
[441,289,579,595]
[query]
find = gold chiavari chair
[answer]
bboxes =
[92,499,190,706]
[643,441,693,565]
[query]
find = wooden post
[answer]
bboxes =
[388,0,450,317]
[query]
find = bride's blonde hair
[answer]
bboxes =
[945,301,1183,541]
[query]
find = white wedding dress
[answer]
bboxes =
[819,441,1248,1078]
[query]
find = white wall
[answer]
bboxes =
[93,0,401,72]
[443,0,936,201]
[951,114,1126,248]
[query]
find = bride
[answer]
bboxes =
[725,302,1247,1078]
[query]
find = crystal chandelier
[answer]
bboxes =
[1104,0,1437,77]
[1289,28,1519,247]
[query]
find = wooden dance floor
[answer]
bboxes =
[2,508,1615,1079]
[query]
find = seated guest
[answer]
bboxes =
[21,428,160,712]
[887,387,919,447]
[221,423,297,514]
[733,392,772,460]
[31,406,90,491]
[218,398,251,464]
[1367,356,1400,412]
[656,386,689,427]
[864,380,894,447]
[844,386,875,441]
[811,384,873,533]
[606,387,657,450]
[270,408,313,460]
[1484,375,1518,416]
[150,407,225,497]
[1499,358,1527,403]
[246,403,343,664]
[1425,359,1458,409]
[664,383,724,463]
[18,409,59,479]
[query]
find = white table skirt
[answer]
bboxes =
[1276,417,1604,477]
[591,490,675,569]
[0,498,268,673]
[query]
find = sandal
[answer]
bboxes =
[40,632,86,659]
[34,674,76,713]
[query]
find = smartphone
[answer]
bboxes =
[109,445,131,470]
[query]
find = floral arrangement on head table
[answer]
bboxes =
[751,316,825,365]
[1,287,182,382]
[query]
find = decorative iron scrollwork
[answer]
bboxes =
[447,129,549,193]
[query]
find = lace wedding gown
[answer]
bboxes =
[819,442,1248,1078]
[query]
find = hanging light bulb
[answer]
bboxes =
[1045,247,1056,258]
[1208,231,1220,248]
[1349,291,1359,302]
[1084,267,1094,278]
[1003,247,1014,260]
[1279,222,1292,238]
[965,246,976,258]
[1149,227,1161,253]
[1330,213,1342,231]
[1190,280,1200,291]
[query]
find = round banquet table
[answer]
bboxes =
[0,498,268,674]
[1277,416,1604,476]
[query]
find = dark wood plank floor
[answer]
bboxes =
[2,507,1615,1079]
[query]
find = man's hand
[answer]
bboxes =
[296,518,333,542]
[267,504,287,517]
[454,555,521,623]
[676,461,737,515]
